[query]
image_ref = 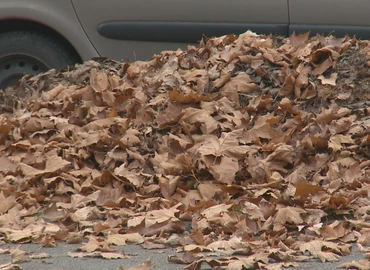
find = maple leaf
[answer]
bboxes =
[83,117,129,131]
[318,73,338,86]
[201,204,234,220]
[78,236,116,253]
[319,220,348,241]
[0,192,15,215]
[29,253,51,259]
[273,206,306,231]
[90,70,110,92]
[294,65,310,98]
[189,229,205,245]
[68,251,128,260]
[10,246,27,264]
[150,152,187,175]
[338,260,370,270]
[294,182,323,198]
[158,175,179,199]
[19,155,71,181]
[280,74,295,97]
[43,202,66,221]
[289,31,310,48]
[40,84,66,101]
[197,182,222,201]
[114,164,144,187]
[120,128,141,147]
[298,240,350,262]
[221,72,259,104]
[169,89,210,103]
[255,144,294,180]
[328,134,354,152]
[0,156,18,175]
[0,117,11,145]
[197,129,251,159]
[180,107,219,134]
[242,113,285,144]
[21,117,54,135]
[107,233,144,246]
[42,234,58,247]
[203,155,239,185]
[121,260,152,270]
[156,102,185,128]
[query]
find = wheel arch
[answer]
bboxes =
[0,19,82,63]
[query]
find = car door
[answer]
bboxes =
[71,0,288,61]
[289,0,370,38]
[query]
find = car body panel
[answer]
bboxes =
[0,0,369,64]
[289,0,370,38]
[0,0,98,61]
[71,0,288,61]
[96,21,288,43]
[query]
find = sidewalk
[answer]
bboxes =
[0,243,364,270]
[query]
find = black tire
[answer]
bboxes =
[0,31,78,89]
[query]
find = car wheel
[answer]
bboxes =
[0,31,78,90]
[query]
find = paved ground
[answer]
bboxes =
[1,243,182,270]
[0,243,364,270]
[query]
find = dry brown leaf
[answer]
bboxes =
[294,182,323,198]
[107,233,144,246]
[10,246,27,264]
[197,129,250,159]
[280,75,295,97]
[121,259,152,270]
[43,202,66,221]
[318,73,338,86]
[328,134,354,152]
[294,65,310,98]
[298,240,350,262]
[338,260,370,270]
[0,192,15,215]
[181,107,219,134]
[68,251,128,259]
[0,118,11,145]
[197,183,222,201]
[319,221,348,240]
[78,236,116,253]
[0,156,18,175]
[29,253,51,259]
[201,204,234,220]
[158,175,179,199]
[20,155,70,181]
[0,263,21,270]
[169,89,210,103]
[290,31,310,48]
[221,72,259,103]
[273,207,306,231]
[114,164,144,187]
[204,155,239,185]
[42,234,58,247]
[90,70,110,92]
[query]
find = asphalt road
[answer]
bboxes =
[0,243,364,270]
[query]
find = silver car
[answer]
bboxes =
[0,0,369,88]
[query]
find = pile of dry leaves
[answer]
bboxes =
[1,30,370,269]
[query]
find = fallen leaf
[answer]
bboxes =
[338,260,370,270]
[107,233,144,246]
[10,246,27,263]
[290,31,310,48]
[29,253,51,259]
[318,73,338,86]
[120,259,152,270]
[273,207,306,231]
